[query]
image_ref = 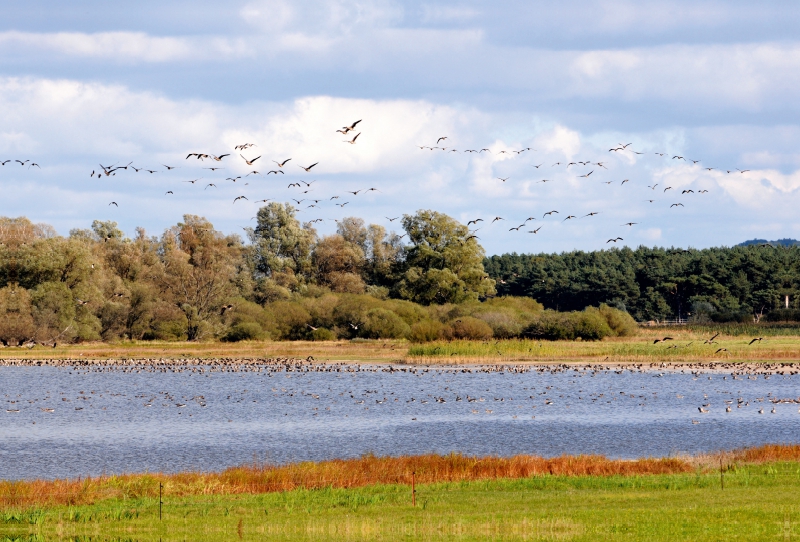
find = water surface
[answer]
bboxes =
[2,364,799,480]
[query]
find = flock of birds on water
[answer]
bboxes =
[3,359,800,424]
[3,116,765,248]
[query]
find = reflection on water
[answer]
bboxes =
[2,364,799,480]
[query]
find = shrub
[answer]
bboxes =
[524,308,614,341]
[222,322,266,342]
[408,320,447,342]
[450,316,493,340]
[268,301,312,340]
[361,308,411,339]
[474,310,525,339]
[309,327,337,341]
[598,304,638,336]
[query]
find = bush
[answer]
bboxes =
[474,310,525,339]
[309,327,337,341]
[450,317,493,340]
[524,308,614,341]
[598,304,638,336]
[765,309,800,322]
[268,301,312,340]
[222,322,266,342]
[408,320,447,342]
[361,308,411,339]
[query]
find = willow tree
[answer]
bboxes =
[393,210,495,304]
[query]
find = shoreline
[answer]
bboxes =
[1,356,799,375]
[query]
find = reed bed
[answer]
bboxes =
[406,336,800,363]
[5,445,800,510]
[0,452,693,509]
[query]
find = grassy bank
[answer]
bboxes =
[0,326,799,365]
[3,447,800,541]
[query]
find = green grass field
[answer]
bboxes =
[3,462,800,541]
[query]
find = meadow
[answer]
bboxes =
[2,446,800,541]
[1,324,799,364]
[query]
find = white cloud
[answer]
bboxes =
[1,75,799,253]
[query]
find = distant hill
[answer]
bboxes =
[738,238,799,247]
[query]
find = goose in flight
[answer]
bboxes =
[543,210,558,217]
[578,171,593,178]
[288,182,301,188]
[29,162,41,169]
[301,180,316,186]
[344,132,361,144]
[509,225,523,231]
[233,196,249,203]
[337,202,349,207]
[235,143,256,150]
[0,160,10,165]
[165,190,173,195]
[491,217,504,223]
[497,177,509,182]
[653,337,673,344]
[299,162,319,172]
[436,137,448,144]
[204,167,224,171]
[467,219,483,225]
[532,163,543,168]
[226,176,241,182]
[748,337,764,345]
[183,178,201,184]
[606,237,623,243]
[163,164,177,170]
[337,119,362,134]
[648,184,658,190]
[582,212,599,217]
[698,189,708,193]
[109,202,118,207]
[386,217,399,222]
[621,222,637,226]
[245,170,260,176]
[681,189,694,194]
[528,226,542,234]
[187,153,209,160]
[670,203,684,208]
[347,190,361,195]
[621,179,629,184]
[211,154,229,161]
[563,215,576,221]
[736,168,750,173]
[672,156,685,161]
[16,159,29,165]
[205,184,216,189]
[479,149,490,153]
[267,170,284,175]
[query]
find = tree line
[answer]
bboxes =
[484,245,800,323]
[0,206,503,345]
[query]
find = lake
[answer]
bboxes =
[2,362,799,480]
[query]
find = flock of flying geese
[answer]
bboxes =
[90,119,375,216]
[7,121,755,249]
[415,139,736,244]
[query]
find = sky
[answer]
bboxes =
[1,0,799,255]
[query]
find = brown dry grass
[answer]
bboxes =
[0,340,405,362]
[0,452,692,509]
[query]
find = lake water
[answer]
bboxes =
[2,363,799,480]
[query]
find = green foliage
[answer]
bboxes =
[450,316,493,340]
[523,308,615,341]
[394,210,495,304]
[222,322,266,342]
[309,327,337,341]
[361,308,411,339]
[407,319,449,342]
[486,245,800,322]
